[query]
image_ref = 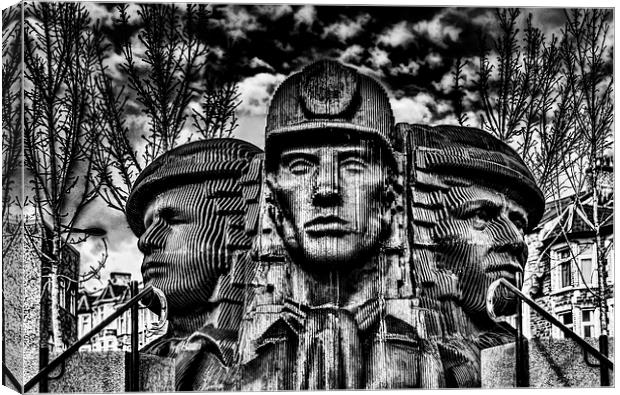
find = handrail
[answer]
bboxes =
[3,362,23,392]
[486,278,613,370]
[24,284,166,392]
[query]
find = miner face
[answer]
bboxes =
[435,182,528,316]
[138,183,225,311]
[270,135,390,270]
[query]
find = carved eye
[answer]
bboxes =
[470,207,497,230]
[288,158,314,175]
[340,157,367,173]
[160,208,185,225]
[509,212,528,234]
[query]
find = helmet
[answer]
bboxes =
[405,123,545,229]
[125,138,262,236]
[265,60,395,166]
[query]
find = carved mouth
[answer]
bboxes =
[304,215,352,236]
[141,259,166,275]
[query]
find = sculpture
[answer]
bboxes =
[127,60,545,390]
[395,123,544,386]
[231,60,444,390]
[227,62,545,389]
[125,138,261,388]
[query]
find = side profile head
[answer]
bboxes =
[126,139,261,314]
[264,60,397,271]
[410,125,544,318]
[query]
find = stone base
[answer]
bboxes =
[44,352,174,393]
[482,337,614,388]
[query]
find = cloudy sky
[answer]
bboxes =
[69,1,613,291]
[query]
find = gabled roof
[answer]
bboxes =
[534,192,613,243]
[77,288,101,313]
[92,281,130,306]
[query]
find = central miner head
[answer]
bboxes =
[265,60,396,270]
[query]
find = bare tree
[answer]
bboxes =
[192,79,240,139]
[560,8,613,356]
[80,238,109,284]
[23,2,105,351]
[465,9,613,365]
[94,3,242,213]
[450,57,469,127]
[2,6,22,222]
[462,9,582,198]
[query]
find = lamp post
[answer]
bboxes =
[61,224,107,237]
[39,225,107,392]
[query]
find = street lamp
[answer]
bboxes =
[60,224,107,237]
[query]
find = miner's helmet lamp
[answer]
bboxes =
[125,138,262,236]
[264,60,397,171]
[405,123,545,231]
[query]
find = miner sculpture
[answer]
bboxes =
[129,60,545,390]
[125,138,261,388]
[395,123,545,386]
[231,60,446,390]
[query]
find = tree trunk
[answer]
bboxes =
[591,167,609,339]
[49,233,64,352]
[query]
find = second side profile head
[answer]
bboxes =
[410,124,545,318]
[125,139,261,333]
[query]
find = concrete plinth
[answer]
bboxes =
[482,338,614,388]
[44,352,174,393]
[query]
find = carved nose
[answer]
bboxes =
[312,156,341,206]
[493,214,528,265]
[138,219,167,254]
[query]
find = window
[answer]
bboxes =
[58,279,66,309]
[69,288,76,315]
[81,316,89,336]
[606,242,614,284]
[582,309,595,338]
[580,258,594,286]
[561,261,572,288]
[558,311,573,338]
[558,248,571,260]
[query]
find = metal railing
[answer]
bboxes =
[23,283,166,393]
[487,276,613,387]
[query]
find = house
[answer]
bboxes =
[2,216,80,391]
[77,272,165,352]
[524,156,614,340]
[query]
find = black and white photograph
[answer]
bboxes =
[1,1,615,392]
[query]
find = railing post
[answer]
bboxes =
[39,345,49,392]
[515,272,529,387]
[599,334,610,386]
[130,280,140,391]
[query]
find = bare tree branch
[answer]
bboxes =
[23,2,106,351]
